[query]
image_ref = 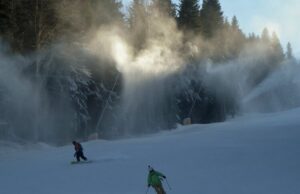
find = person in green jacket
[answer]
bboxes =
[147,165,166,194]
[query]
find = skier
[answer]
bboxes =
[147,165,167,194]
[72,141,88,162]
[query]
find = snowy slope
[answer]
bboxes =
[1,108,300,194]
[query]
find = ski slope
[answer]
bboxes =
[1,108,300,194]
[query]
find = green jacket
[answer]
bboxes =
[147,170,165,186]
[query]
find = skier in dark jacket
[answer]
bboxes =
[147,165,166,194]
[72,141,87,162]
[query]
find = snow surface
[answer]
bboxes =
[1,108,300,194]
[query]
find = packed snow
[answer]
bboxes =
[1,108,300,194]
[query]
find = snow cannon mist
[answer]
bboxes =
[0,42,103,144]
[114,13,184,136]
[0,48,41,141]
[223,41,300,113]
[86,26,132,68]
[0,45,61,143]
[86,10,184,137]
[242,60,300,112]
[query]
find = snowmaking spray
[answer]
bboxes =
[69,1,300,137]
[86,10,185,136]
[1,1,300,144]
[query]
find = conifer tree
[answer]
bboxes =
[223,17,230,30]
[271,32,284,62]
[261,28,270,43]
[286,42,294,60]
[231,16,240,31]
[230,16,245,40]
[229,15,245,58]
[199,0,224,38]
[177,0,201,33]
[248,33,259,42]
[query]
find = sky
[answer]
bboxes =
[122,0,300,57]
[219,0,300,57]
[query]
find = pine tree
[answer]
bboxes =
[177,0,201,33]
[286,42,294,60]
[248,32,259,42]
[228,15,245,58]
[199,0,224,38]
[231,16,239,31]
[220,16,243,60]
[270,31,284,62]
[261,28,270,43]
[223,17,230,30]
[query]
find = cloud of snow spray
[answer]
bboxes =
[85,5,300,137]
[199,43,300,113]
[0,45,34,140]
[242,60,300,112]
[0,43,54,143]
[86,11,185,136]
[0,42,95,144]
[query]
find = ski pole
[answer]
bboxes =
[165,178,172,190]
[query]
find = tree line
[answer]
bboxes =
[0,0,294,59]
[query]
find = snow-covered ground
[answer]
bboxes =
[1,108,300,194]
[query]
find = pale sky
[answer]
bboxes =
[122,0,300,57]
